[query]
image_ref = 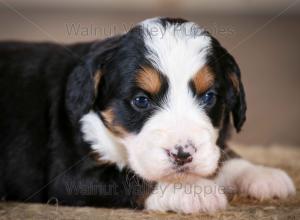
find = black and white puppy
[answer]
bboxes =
[0,17,295,213]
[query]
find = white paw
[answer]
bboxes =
[237,165,296,200]
[145,179,227,214]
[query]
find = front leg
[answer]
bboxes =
[215,149,296,200]
[145,179,227,214]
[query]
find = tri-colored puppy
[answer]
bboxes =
[0,17,295,213]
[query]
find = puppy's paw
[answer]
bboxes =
[145,180,227,214]
[237,165,296,200]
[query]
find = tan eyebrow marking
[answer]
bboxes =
[101,108,128,137]
[192,65,215,94]
[136,67,162,94]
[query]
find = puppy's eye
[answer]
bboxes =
[132,95,150,110]
[202,91,216,107]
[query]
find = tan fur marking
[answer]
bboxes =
[89,151,112,165]
[135,182,156,208]
[136,67,162,94]
[228,73,240,93]
[94,70,102,92]
[192,66,215,94]
[101,108,128,137]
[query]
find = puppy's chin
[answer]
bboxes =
[159,170,216,184]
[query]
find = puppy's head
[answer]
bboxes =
[66,17,246,183]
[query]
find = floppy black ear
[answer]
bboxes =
[65,36,120,124]
[65,63,100,124]
[223,52,247,132]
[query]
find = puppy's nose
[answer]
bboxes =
[168,146,193,166]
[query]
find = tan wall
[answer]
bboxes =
[0,4,299,146]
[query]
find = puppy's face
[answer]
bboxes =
[77,18,246,182]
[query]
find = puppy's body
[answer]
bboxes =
[0,18,295,213]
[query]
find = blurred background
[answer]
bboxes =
[0,0,299,146]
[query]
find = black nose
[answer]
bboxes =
[169,147,193,166]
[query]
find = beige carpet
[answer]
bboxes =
[1,144,299,220]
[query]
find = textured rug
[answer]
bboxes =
[1,144,299,220]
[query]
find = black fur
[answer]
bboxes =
[208,36,247,148]
[0,38,154,207]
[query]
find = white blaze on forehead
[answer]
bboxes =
[140,18,211,86]
[140,18,213,128]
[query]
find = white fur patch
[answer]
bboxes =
[141,19,211,79]
[145,179,227,213]
[215,158,296,200]
[80,111,127,169]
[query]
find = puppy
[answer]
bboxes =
[0,17,295,213]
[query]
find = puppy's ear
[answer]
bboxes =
[224,53,247,132]
[65,36,120,124]
[65,64,101,124]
